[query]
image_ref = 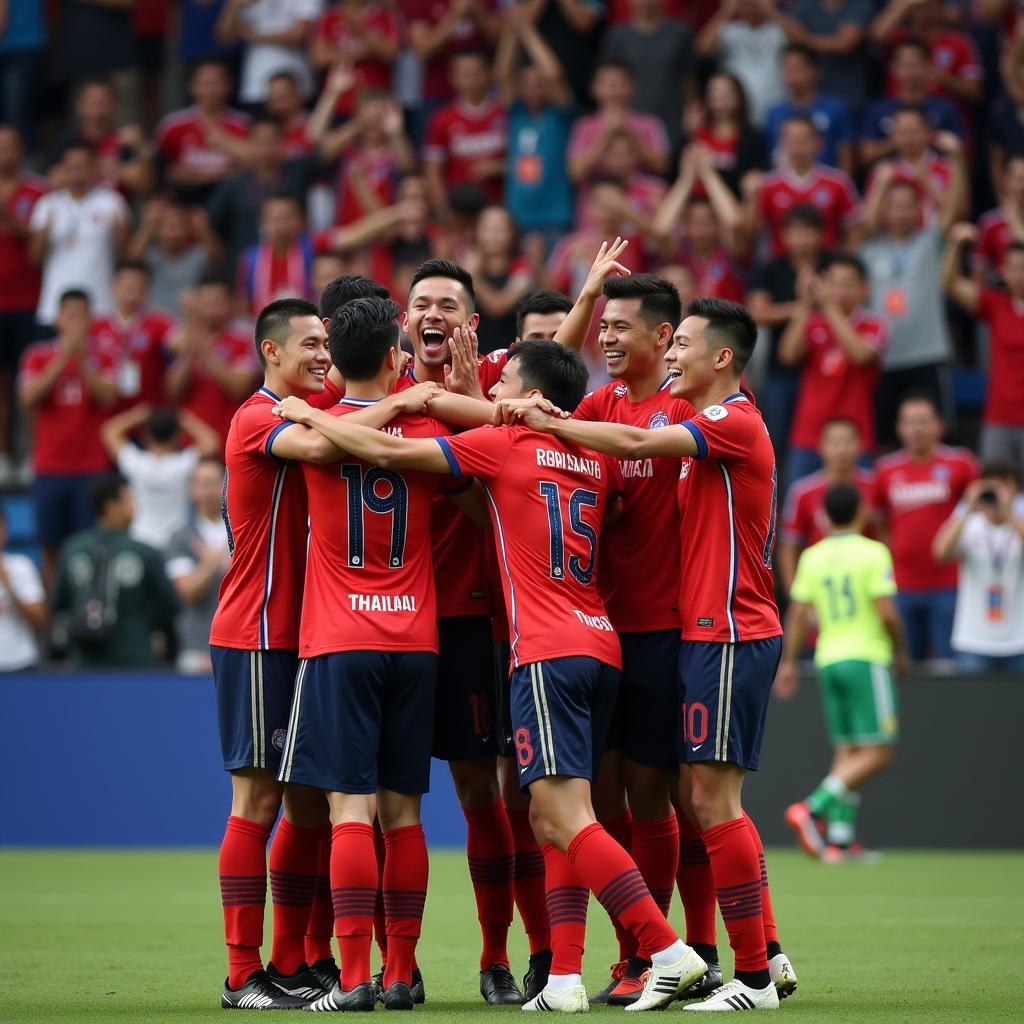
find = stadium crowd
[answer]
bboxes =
[0,0,1022,676]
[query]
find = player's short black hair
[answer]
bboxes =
[190,58,231,80]
[60,138,96,161]
[114,258,150,279]
[319,274,390,319]
[146,407,180,445]
[824,482,862,528]
[603,274,682,330]
[782,43,818,66]
[254,297,320,368]
[515,290,573,339]
[58,288,90,309]
[409,258,476,311]
[825,253,868,280]
[451,46,490,66]
[782,204,825,231]
[91,472,129,518]
[686,297,758,374]
[509,339,588,413]
[328,296,401,381]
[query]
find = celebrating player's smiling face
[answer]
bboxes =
[263,314,331,395]
[598,298,668,380]
[488,356,531,403]
[665,315,721,398]
[403,276,479,368]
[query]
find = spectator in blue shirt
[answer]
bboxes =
[0,0,46,149]
[496,5,576,250]
[765,44,855,176]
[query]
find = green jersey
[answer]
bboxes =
[790,532,897,667]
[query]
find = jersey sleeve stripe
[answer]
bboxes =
[435,437,462,476]
[681,421,709,460]
[264,419,296,457]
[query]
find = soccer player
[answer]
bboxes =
[209,297,435,1010]
[275,297,452,1013]
[779,483,909,862]
[506,298,795,1012]
[273,339,709,1013]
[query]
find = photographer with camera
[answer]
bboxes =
[933,462,1024,674]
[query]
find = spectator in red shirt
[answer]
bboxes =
[971,154,1024,284]
[874,393,979,663]
[91,260,177,411]
[779,254,886,485]
[310,0,402,118]
[944,223,1024,471]
[424,48,508,218]
[0,124,46,478]
[237,194,314,317]
[777,416,879,594]
[164,273,259,446]
[18,289,118,588]
[746,113,861,258]
[154,60,250,203]
[264,71,315,158]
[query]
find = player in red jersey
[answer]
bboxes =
[275,339,708,1013]
[778,418,879,596]
[209,297,437,1011]
[971,155,1024,283]
[873,393,978,663]
[509,298,797,1012]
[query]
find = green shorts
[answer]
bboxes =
[818,660,899,746]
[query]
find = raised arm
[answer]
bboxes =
[696,0,737,58]
[941,222,981,313]
[516,12,573,108]
[100,402,152,461]
[177,407,225,457]
[552,238,632,352]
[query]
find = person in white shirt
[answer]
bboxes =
[99,403,222,552]
[0,507,46,672]
[216,0,322,105]
[933,461,1024,674]
[27,141,131,329]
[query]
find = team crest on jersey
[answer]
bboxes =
[933,464,951,480]
[680,459,693,479]
[272,729,287,751]
[703,405,728,421]
[613,383,628,398]
[813,188,831,206]
[648,411,670,429]
[486,349,507,363]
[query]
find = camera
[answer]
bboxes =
[978,489,999,506]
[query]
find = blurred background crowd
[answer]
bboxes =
[0,0,1022,676]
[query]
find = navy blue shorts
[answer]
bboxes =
[33,473,102,548]
[278,651,437,795]
[510,656,620,790]
[494,639,513,758]
[677,638,782,772]
[210,646,299,774]
[433,616,498,762]
[604,629,680,771]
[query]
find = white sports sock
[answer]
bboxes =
[545,973,582,993]
[821,774,848,798]
[651,939,687,967]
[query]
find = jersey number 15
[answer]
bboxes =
[539,482,599,586]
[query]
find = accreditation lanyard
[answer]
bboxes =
[982,524,1016,623]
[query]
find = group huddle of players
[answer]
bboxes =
[209,239,799,1014]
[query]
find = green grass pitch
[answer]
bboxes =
[1,848,1021,1023]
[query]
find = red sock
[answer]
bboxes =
[542,844,589,975]
[383,824,428,989]
[305,825,334,965]
[331,822,377,991]
[743,813,779,948]
[566,822,676,961]
[268,817,320,975]
[676,810,717,948]
[464,800,515,969]
[601,809,637,960]
[219,815,271,990]
[631,815,679,918]
[702,817,767,973]
[373,821,387,967]
[507,807,551,954]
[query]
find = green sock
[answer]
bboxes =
[805,773,847,816]
[827,791,861,847]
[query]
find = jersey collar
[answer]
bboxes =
[339,396,383,406]
[723,393,747,404]
[259,386,281,402]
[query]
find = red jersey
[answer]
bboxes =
[789,310,886,450]
[18,340,117,474]
[407,0,497,101]
[865,154,952,224]
[283,117,315,159]
[781,467,878,549]
[335,146,400,226]
[300,399,448,657]
[154,105,250,179]
[91,308,176,408]
[438,425,624,671]
[677,245,747,304]
[976,289,1024,427]
[874,446,978,591]
[314,4,401,115]
[886,29,983,100]
[424,99,508,205]
[676,394,782,642]
[0,175,46,312]
[178,326,259,444]
[210,388,310,650]
[694,125,741,177]
[758,165,860,258]
[574,379,692,633]
[971,207,1017,278]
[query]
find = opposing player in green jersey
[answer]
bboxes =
[776,482,909,863]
